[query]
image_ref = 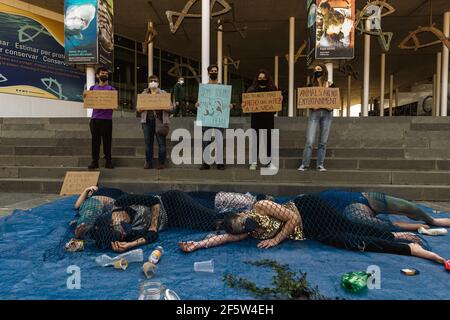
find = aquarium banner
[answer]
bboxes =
[64,0,114,69]
[0,3,85,102]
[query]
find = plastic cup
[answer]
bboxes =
[114,259,128,270]
[139,282,165,300]
[194,259,214,273]
[143,262,157,279]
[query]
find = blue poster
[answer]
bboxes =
[64,0,99,64]
[197,84,232,129]
[0,3,85,102]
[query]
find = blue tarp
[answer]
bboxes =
[0,196,449,300]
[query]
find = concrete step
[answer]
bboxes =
[1,177,449,200]
[3,166,450,186]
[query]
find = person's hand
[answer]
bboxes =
[83,91,87,99]
[175,101,180,106]
[186,102,190,107]
[111,241,132,253]
[178,241,198,253]
[416,224,430,230]
[257,238,279,249]
[229,104,235,110]
[85,186,98,194]
[195,102,200,108]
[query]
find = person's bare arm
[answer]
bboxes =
[149,204,160,232]
[393,221,429,231]
[179,233,249,253]
[253,200,300,248]
[74,186,98,209]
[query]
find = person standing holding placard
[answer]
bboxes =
[88,67,116,170]
[137,75,171,170]
[246,70,278,171]
[298,64,335,172]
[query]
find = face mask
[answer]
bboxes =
[258,79,268,87]
[315,71,323,78]
[209,73,218,81]
[149,82,159,89]
[99,75,109,82]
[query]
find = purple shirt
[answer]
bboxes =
[89,84,116,120]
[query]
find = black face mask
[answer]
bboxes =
[99,75,109,82]
[258,79,268,87]
[314,71,323,78]
[209,73,218,81]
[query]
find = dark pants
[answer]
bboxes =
[142,119,167,165]
[174,102,186,117]
[202,127,225,165]
[90,119,112,162]
[251,113,275,162]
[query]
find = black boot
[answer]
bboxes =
[88,160,99,170]
[105,160,114,169]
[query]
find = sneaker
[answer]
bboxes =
[249,163,257,171]
[317,165,327,172]
[88,160,99,170]
[200,164,211,170]
[105,161,115,169]
[267,163,278,171]
[217,164,225,170]
[144,163,153,170]
[297,165,307,172]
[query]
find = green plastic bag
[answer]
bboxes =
[341,272,370,293]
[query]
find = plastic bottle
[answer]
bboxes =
[149,246,164,264]
[95,249,144,267]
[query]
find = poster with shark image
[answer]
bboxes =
[197,84,232,129]
[0,3,85,102]
[64,0,114,69]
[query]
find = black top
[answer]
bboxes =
[247,85,278,130]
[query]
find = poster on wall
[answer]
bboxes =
[64,0,114,70]
[0,3,85,102]
[315,0,355,60]
[306,0,317,66]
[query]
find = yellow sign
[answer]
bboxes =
[137,93,173,111]
[297,87,341,109]
[242,91,283,113]
[83,90,118,109]
[60,171,100,196]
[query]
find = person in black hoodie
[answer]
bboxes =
[246,70,278,171]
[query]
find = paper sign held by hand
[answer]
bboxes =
[137,93,173,111]
[297,87,341,109]
[242,91,283,113]
[83,90,118,109]
[60,171,100,196]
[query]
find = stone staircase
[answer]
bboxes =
[1,117,450,200]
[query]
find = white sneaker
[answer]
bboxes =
[249,163,257,171]
[267,163,278,171]
[317,166,327,172]
[297,165,307,172]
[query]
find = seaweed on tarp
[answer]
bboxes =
[223,259,340,300]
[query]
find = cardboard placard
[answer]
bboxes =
[83,90,118,109]
[137,93,173,111]
[60,171,100,196]
[242,91,283,113]
[297,87,341,109]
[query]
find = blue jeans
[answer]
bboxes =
[142,119,166,165]
[302,109,333,167]
[202,127,225,165]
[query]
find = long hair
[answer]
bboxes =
[248,69,278,92]
[311,63,329,87]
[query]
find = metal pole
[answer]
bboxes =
[362,20,371,117]
[86,66,96,118]
[389,74,394,116]
[347,75,351,117]
[148,22,154,76]
[201,0,210,84]
[217,21,223,83]
[440,12,450,116]
[288,17,295,118]
[223,57,228,85]
[380,53,385,117]
[274,55,279,117]
[436,52,442,116]
[433,73,437,116]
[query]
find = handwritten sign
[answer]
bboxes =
[197,84,232,129]
[60,171,100,196]
[137,93,173,111]
[242,91,283,113]
[297,87,341,109]
[83,90,118,109]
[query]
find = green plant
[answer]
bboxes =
[224,259,337,300]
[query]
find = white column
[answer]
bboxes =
[201,0,210,84]
[436,52,442,116]
[148,22,154,76]
[288,17,295,118]
[217,21,223,83]
[389,74,394,116]
[274,55,279,88]
[441,12,450,116]
[326,62,338,116]
[433,73,437,116]
[362,19,371,117]
[86,66,96,118]
[380,53,385,117]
